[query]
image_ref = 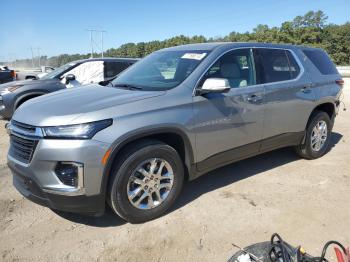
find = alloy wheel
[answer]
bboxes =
[127,158,174,210]
[310,120,328,152]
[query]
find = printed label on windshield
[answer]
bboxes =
[181,53,207,60]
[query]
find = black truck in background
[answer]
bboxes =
[0,66,16,84]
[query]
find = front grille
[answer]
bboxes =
[12,120,36,134]
[9,135,38,164]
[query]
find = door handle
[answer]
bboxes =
[301,86,312,94]
[247,94,263,103]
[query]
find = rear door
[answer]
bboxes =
[254,48,315,150]
[193,48,265,171]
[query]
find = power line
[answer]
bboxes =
[29,47,42,68]
[86,29,106,58]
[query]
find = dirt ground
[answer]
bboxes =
[0,80,349,262]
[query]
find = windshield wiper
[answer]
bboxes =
[112,83,143,90]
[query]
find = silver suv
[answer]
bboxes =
[7,43,343,223]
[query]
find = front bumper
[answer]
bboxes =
[11,169,105,214]
[7,137,111,215]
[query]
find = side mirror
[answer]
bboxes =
[196,78,230,95]
[65,74,76,84]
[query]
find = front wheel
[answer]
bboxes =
[295,111,333,159]
[108,140,184,223]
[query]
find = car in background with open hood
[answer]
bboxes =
[0,57,139,119]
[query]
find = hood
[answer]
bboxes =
[13,85,165,126]
[0,79,58,92]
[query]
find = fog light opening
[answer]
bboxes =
[54,162,84,188]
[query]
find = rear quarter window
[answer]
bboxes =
[302,49,338,75]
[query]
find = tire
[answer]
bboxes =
[295,110,333,159]
[108,139,184,223]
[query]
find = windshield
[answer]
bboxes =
[40,62,78,80]
[111,50,209,90]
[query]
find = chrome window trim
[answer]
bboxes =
[193,46,305,96]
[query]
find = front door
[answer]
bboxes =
[193,48,265,172]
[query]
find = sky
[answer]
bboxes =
[0,0,349,60]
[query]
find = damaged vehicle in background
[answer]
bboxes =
[0,57,138,119]
[0,65,16,84]
[16,66,56,80]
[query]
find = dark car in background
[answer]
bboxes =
[0,66,16,84]
[0,57,138,119]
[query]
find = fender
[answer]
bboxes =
[14,91,48,110]
[100,126,196,196]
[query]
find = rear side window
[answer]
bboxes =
[303,49,338,75]
[253,49,300,84]
[104,62,131,78]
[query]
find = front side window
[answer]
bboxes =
[112,50,208,91]
[199,48,256,88]
[253,48,300,83]
[40,62,78,80]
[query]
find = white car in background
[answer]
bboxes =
[0,57,139,119]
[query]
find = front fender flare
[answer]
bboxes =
[100,126,195,196]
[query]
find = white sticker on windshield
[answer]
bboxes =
[181,53,207,60]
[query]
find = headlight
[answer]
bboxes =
[42,119,113,139]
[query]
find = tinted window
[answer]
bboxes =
[199,48,255,88]
[286,51,301,78]
[303,49,338,75]
[253,49,300,83]
[104,61,131,78]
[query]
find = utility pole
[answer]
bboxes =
[101,31,104,58]
[86,29,106,58]
[87,29,94,58]
[30,47,35,68]
[35,47,41,68]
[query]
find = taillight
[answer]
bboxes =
[10,70,16,78]
[335,79,344,87]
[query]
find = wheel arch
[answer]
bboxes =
[312,102,336,120]
[101,127,195,196]
[301,102,336,144]
[307,102,336,127]
[14,92,47,110]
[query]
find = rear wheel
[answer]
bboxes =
[108,140,184,223]
[295,111,332,159]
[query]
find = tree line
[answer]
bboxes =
[8,10,350,68]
